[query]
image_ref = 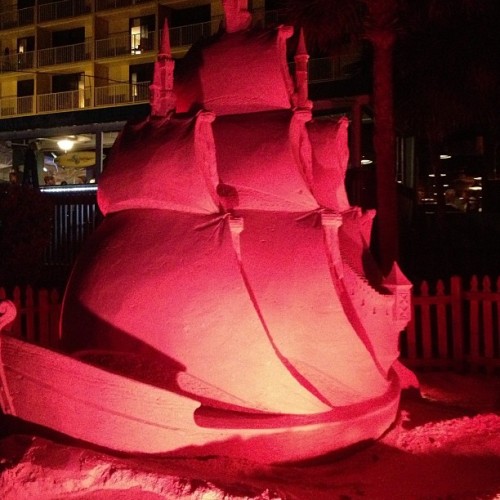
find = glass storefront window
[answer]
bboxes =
[0,131,119,188]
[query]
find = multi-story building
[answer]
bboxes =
[0,0,232,119]
[0,0,367,185]
[0,0,226,185]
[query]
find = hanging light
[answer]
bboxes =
[57,139,74,152]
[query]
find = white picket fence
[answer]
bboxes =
[1,276,500,372]
[402,275,500,372]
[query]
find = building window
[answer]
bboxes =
[131,72,138,97]
[129,63,153,100]
[130,16,155,54]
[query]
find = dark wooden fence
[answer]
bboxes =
[0,285,61,348]
[42,189,101,268]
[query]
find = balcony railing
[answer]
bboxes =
[0,51,35,74]
[261,8,287,26]
[95,81,149,106]
[38,87,92,113]
[95,0,151,11]
[0,49,362,119]
[168,18,221,48]
[0,82,148,117]
[307,54,363,83]
[38,39,92,67]
[18,95,35,114]
[0,95,34,117]
[0,6,34,29]
[94,19,222,61]
[95,31,155,59]
[0,6,279,32]
[38,0,90,23]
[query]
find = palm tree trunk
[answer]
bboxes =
[366,0,399,275]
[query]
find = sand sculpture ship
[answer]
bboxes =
[0,0,413,464]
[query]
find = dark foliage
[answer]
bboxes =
[283,0,366,54]
[0,184,53,286]
[284,0,500,140]
[394,0,500,139]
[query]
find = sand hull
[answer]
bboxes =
[0,333,401,464]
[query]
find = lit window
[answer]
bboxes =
[131,26,141,54]
[131,72,138,97]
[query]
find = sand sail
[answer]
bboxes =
[0,0,413,463]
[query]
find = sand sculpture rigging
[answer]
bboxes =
[0,0,413,463]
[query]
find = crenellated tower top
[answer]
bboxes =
[293,29,312,110]
[222,0,252,33]
[149,19,176,117]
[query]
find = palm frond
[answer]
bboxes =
[284,0,366,53]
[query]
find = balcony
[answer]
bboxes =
[168,19,221,48]
[38,40,92,67]
[0,6,34,29]
[95,0,151,11]
[0,82,148,118]
[94,19,222,60]
[95,81,149,106]
[95,31,155,59]
[0,50,361,119]
[38,87,92,113]
[0,51,35,74]
[38,0,90,23]
[0,96,34,117]
[307,54,363,83]
[260,8,287,26]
